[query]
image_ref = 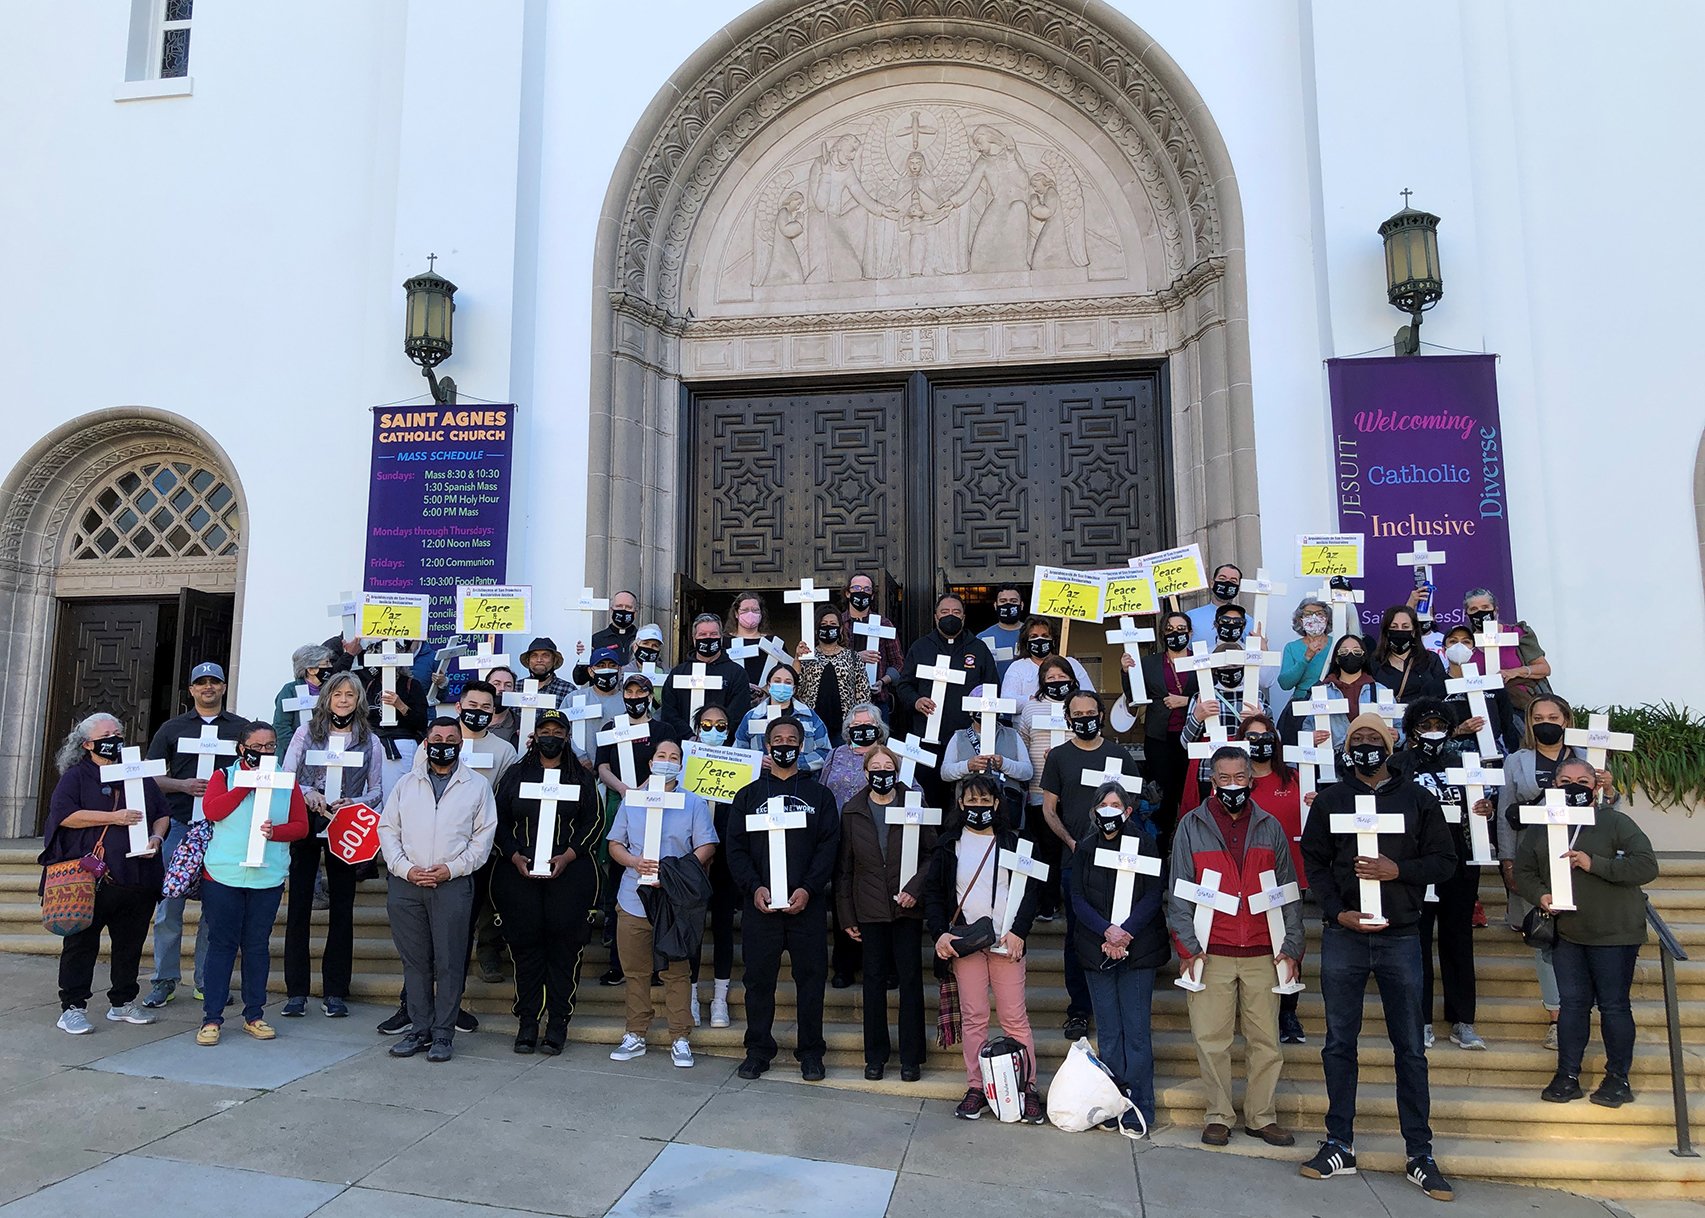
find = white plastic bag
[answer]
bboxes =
[1045,1037,1135,1133]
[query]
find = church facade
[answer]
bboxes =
[1,0,1699,836]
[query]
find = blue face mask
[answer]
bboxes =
[768,682,794,704]
[699,726,728,746]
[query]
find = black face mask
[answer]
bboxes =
[996,604,1023,624]
[426,742,460,767]
[634,648,660,665]
[1386,630,1414,653]
[1215,785,1251,814]
[962,804,996,830]
[817,625,841,644]
[459,709,493,732]
[591,671,620,691]
[937,614,963,638]
[611,610,635,629]
[1024,636,1052,658]
[848,724,881,748]
[1337,653,1365,675]
[1245,734,1277,762]
[1164,630,1191,652]
[1348,743,1389,776]
[848,591,873,611]
[91,737,125,762]
[623,697,652,719]
[239,747,267,768]
[329,711,357,729]
[1213,668,1241,690]
[1042,680,1074,701]
[1215,620,1245,643]
[1467,610,1495,632]
[1212,579,1240,602]
[1094,810,1126,837]
[693,638,722,658]
[1561,781,1595,807]
[768,744,800,769]
[1533,722,1565,747]
[1069,715,1101,740]
[867,771,897,795]
[1414,730,1448,761]
[535,734,568,759]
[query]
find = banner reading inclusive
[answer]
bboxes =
[1327,356,1516,631]
[364,405,517,648]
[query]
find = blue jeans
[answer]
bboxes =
[151,819,209,988]
[1083,963,1156,1126]
[1058,863,1092,1019]
[1320,924,1432,1157]
[1553,938,1640,1079]
[199,879,284,1024]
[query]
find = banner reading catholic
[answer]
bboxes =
[364,406,517,649]
[1327,356,1516,631]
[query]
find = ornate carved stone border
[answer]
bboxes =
[0,408,249,836]
[588,0,1260,617]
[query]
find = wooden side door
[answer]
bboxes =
[170,587,235,711]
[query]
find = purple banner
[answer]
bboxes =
[1327,356,1516,632]
[364,405,516,646]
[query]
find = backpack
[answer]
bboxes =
[162,820,214,900]
[978,1035,1033,1123]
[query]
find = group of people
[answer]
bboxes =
[38,567,1660,1204]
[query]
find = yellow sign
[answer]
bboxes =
[457,584,532,634]
[1297,533,1364,578]
[1100,564,1158,617]
[682,744,763,804]
[358,593,429,640]
[1140,545,1207,598]
[1030,566,1106,622]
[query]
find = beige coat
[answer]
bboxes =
[378,747,497,880]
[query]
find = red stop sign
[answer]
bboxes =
[325,801,382,865]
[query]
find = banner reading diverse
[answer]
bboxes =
[1327,356,1516,631]
[364,405,517,647]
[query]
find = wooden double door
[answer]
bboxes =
[683,367,1173,646]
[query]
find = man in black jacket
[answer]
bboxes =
[660,614,752,735]
[893,594,997,811]
[1299,713,1457,1202]
[724,716,841,1081]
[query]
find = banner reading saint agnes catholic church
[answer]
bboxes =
[1327,356,1517,631]
[364,405,516,646]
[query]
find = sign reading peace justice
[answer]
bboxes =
[456,584,532,635]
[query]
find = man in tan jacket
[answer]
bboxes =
[378,717,497,1062]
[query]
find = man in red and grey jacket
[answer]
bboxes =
[1167,746,1303,1149]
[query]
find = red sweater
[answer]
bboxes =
[200,766,310,877]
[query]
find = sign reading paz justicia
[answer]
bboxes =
[1328,356,1518,630]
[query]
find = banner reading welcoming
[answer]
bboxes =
[1327,356,1516,631]
[364,406,517,649]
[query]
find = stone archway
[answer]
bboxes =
[0,407,249,835]
[588,0,1258,614]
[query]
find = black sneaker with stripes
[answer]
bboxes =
[1299,1140,1356,1179]
[1406,1156,1454,1202]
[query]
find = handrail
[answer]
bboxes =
[1647,899,1698,1158]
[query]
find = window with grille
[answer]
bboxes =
[119,0,193,96]
[70,459,240,562]
[157,0,192,79]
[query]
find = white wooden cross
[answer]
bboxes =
[671,662,724,721]
[916,653,968,744]
[1239,569,1287,644]
[963,688,1018,747]
[884,789,942,896]
[176,724,237,822]
[1444,661,1504,759]
[1106,616,1155,670]
[99,746,168,857]
[518,770,581,877]
[503,678,558,748]
[1081,754,1141,793]
[1284,733,1332,827]
[991,839,1050,952]
[1172,866,1239,991]
[1329,794,1405,926]
[1520,788,1596,912]
[1564,713,1636,772]
[727,638,760,666]
[888,733,938,789]
[1395,542,1447,599]
[785,578,831,657]
[367,639,415,728]
[1177,641,1220,706]
[231,757,296,868]
[1300,685,1351,781]
[282,683,317,731]
[1245,868,1304,994]
[1443,752,1505,866]
[461,736,496,776]
[1186,718,1250,763]
[304,733,357,836]
[1094,832,1161,948]
[1035,701,1069,750]
[568,586,611,654]
[852,612,897,688]
[560,692,603,760]
[458,638,513,682]
[1224,643,1278,712]
[1369,684,1409,732]
[1474,623,1520,684]
[1317,580,1365,640]
[625,775,686,887]
[748,795,808,910]
[326,590,358,642]
[597,718,652,790]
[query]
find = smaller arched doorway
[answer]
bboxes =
[0,408,248,836]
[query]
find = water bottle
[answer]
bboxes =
[1414,571,1434,621]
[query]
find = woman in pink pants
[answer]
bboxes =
[924,774,1043,1122]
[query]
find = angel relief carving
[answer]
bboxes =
[727,104,1121,303]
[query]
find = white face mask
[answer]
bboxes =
[1301,614,1328,637]
[1446,642,1475,666]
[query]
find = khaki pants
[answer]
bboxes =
[616,910,692,1040]
[1186,953,1283,1128]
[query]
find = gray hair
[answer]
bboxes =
[1462,587,1498,611]
[691,612,723,633]
[842,702,887,744]
[292,643,334,682]
[1291,598,1330,636]
[56,712,121,774]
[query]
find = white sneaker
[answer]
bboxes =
[57,1008,93,1035]
[106,1003,156,1025]
[610,1033,647,1061]
[690,995,701,1027]
[1450,1022,1487,1050]
[1422,1024,1435,1049]
[671,1038,694,1068]
[1543,1022,1559,1051]
[710,997,731,1028]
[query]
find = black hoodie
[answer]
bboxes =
[1301,771,1456,933]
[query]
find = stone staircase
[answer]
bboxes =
[4,841,1703,1199]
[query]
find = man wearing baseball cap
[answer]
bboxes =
[141,661,247,1009]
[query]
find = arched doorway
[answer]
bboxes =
[588,0,1256,642]
[0,408,248,835]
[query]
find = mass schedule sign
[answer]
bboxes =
[363,405,516,645]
